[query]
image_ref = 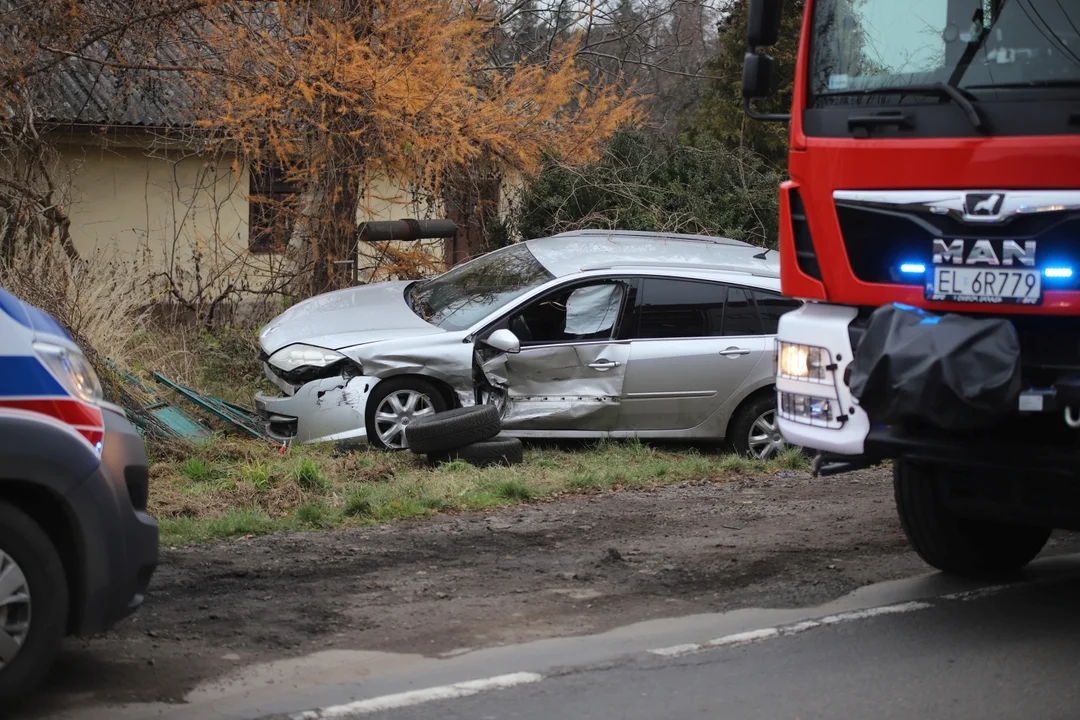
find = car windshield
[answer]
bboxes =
[810,0,1080,100]
[406,243,555,331]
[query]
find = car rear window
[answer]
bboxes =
[753,290,802,335]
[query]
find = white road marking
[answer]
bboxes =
[649,642,701,658]
[293,586,1018,717]
[647,598,950,659]
[705,627,780,648]
[292,672,544,719]
[940,585,1010,602]
[816,600,933,625]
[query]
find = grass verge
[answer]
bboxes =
[150,437,809,546]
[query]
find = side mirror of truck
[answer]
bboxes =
[742,51,774,99]
[743,0,792,123]
[742,52,792,122]
[748,0,783,48]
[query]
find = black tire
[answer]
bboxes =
[428,435,524,468]
[894,460,1051,579]
[729,392,790,460]
[366,377,449,451]
[0,501,69,707]
[405,405,502,455]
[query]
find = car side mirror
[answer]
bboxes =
[485,329,521,354]
[748,0,783,48]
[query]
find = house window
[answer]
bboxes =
[248,165,299,253]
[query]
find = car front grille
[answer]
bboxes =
[834,201,1080,291]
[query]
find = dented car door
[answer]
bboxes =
[477,279,633,432]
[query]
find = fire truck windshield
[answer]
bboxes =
[810,0,1080,101]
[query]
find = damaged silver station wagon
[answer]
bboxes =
[255,230,801,459]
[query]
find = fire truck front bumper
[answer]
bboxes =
[774,303,871,457]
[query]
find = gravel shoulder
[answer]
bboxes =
[23,467,947,715]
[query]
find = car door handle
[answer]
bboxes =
[588,359,622,370]
[719,347,752,358]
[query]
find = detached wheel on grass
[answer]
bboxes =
[366,377,448,451]
[405,405,502,455]
[894,460,1051,579]
[0,500,69,707]
[428,435,524,468]
[730,393,791,460]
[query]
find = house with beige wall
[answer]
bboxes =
[14,51,517,318]
[44,126,449,306]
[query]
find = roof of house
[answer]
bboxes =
[41,52,196,127]
[7,0,205,129]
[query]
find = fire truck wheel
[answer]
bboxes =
[894,460,1051,579]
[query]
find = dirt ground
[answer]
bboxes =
[23,465,1045,716]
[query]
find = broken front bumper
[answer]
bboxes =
[255,375,380,445]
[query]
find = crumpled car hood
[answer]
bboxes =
[259,280,445,354]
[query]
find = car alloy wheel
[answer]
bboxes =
[373,389,436,450]
[746,409,787,460]
[0,549,31,672]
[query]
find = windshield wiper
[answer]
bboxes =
[841,83,987,133]
[947,6,993,88]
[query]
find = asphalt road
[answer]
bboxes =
[281,555,1080,720]
[28,517,1080,720]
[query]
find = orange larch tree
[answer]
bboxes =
[179,0,640,292]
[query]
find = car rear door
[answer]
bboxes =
[614,278,767,432]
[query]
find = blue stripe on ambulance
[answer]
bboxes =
[0,356,68,398]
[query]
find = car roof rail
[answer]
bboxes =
[551,229,753,248]
[579,261,780,279]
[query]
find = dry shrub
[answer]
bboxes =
[148,483,209,519]
[0,243,149,370]
[356,462,396,484]
[263,482,304,517]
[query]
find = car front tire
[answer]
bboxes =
[366,377,448,451]
[0,500,69,707]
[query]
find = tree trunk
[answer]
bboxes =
[307,170,361,294]
[443,166,502,267]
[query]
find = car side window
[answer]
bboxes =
[637,278,727,339]
[720,287,764,337]
[509,281,626,345]
[752,290,801,335]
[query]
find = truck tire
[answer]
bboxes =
[405,405,502,455]
[0,500,69,707]
[894,460,1051,579]
[428,435,524,467]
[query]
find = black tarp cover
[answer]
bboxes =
[848,304,1022,430]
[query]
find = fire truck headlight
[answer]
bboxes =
[777,342,832,382]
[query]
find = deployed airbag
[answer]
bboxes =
[848,304,1021,430]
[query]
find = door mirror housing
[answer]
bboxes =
[485,328,521,354]
[747,0,783,48]
[742,51,774,99]
[742,52,792,122]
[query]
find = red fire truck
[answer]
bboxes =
[743,0,1080,577]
